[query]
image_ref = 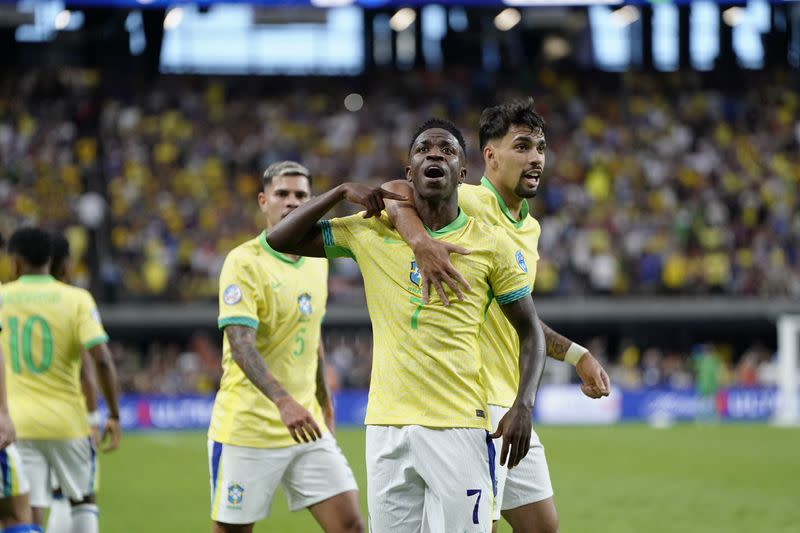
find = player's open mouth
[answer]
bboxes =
[522,170,540,185]
[423,165,446,179]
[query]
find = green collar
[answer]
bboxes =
[18,275,55,284]
[480,176,529,228]
[425,209,469,238]
[259,232,305,268]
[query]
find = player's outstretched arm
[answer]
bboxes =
[227,325,322,443]
[383,180,471,305]
[540,321,610,399]
[88,343,122,452]
[492,296,546,469]
[268,182,406,257]
[0,347,16,450]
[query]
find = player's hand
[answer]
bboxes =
[412,237,472,306]
[90,425,102,449]
[576,352,611,399]
[276,396,323,443]
[0,410,16,450]
[340,183,407,218]
[490,403,532,469]
[322,399,336,437]
[100,417,121,453]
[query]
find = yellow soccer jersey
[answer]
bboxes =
[320,210,531,430]
[209,232,328,448]
[459,178,541,408]
[0,275,108,439]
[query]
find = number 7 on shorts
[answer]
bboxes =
[467,489,482,524]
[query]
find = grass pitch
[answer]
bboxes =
[98,425,799,532]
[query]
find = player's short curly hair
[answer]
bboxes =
[479,98,546,150]
[50,233,70,278]
[262,161,312,189]
[409,118,467,158]
[8,227,52,268]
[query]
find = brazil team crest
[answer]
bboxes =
[227,483,244,506]
[297,293,313,316]
[515,250,528,273]
[409,261,421,286]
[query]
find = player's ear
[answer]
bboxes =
[257,191,269,213]
[458,166,467,184]
[484,144,497,170]
[405,166,412,182]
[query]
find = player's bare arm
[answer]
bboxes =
[0,347,16,450]
[540,321,610,399]
[491,295,546,469]
[88,342,122,452]
[267,183,406,257]
[383,179,471,305]
[80,350,102,445]
[226,324,322,443]
[316,342,335,435]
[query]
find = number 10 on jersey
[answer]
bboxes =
[5,315,53,374]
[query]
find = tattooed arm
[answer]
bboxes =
[540,319,611,398]
[227,325,322,443]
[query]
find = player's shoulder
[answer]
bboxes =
[459,182,495,201]
[222,235,261,266]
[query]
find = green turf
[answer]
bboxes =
[99,425,800,532]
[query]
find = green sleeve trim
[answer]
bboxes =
[495,286,532,305]
[324,245,355,259]
[319,220,334,247]
[218,317,259,330]
[83,334,110,350]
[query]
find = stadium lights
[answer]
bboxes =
[503,0,622,6]
[344,93,364,112]
[163,7,183,30]
[54,10,71,30]
[610,5,639,27]
[310,0,354,6]
[722,6,743,27]
[494,8,521,31]
[389,8,416,32]
[543,35,571,60]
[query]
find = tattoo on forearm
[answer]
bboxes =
[228,326,288,403]
[541,321,572,361]
[315,355,330,407]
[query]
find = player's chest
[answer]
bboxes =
[259,268,326,325]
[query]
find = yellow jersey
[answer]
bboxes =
[209,232,328,448]
[459,178,541,408]
[320,210,531,429]
[0,275,108,440]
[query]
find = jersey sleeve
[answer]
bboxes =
[77,291,109,350]
[489,231,533,306]
[318,213,364,260]
[217,251,261,330]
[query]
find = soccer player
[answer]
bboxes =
[267,119,547,532]
[45,234,103,533]
[383,99,611,533]
[0,229,40,533]
[208,161,362,533]
[1,227,121,533]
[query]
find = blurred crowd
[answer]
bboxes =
[1,68,799,300]
[114,327,777,395]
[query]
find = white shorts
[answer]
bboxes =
[0,443,30,498]
[366,425,495,533]
[489,405,553,521]
[16,438,97,507]
[208,433,358,524]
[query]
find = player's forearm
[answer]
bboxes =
[81,350,99,412]
[89,344,121,419]
[267,184,348,256]
[541,321,573,362]
[315,354,331,409]
[227,326,291,404]
[0,348,8,413]
[383,180,429,249]
[501,298,546,409]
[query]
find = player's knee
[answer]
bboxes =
[339,512,364,533]
[533,512,558,533]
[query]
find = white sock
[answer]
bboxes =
[45,497,72,533]
[69,504,99,533]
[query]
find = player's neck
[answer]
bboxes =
[484,172,524,219]
[415,194,460,232]
[18,266,50,277]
